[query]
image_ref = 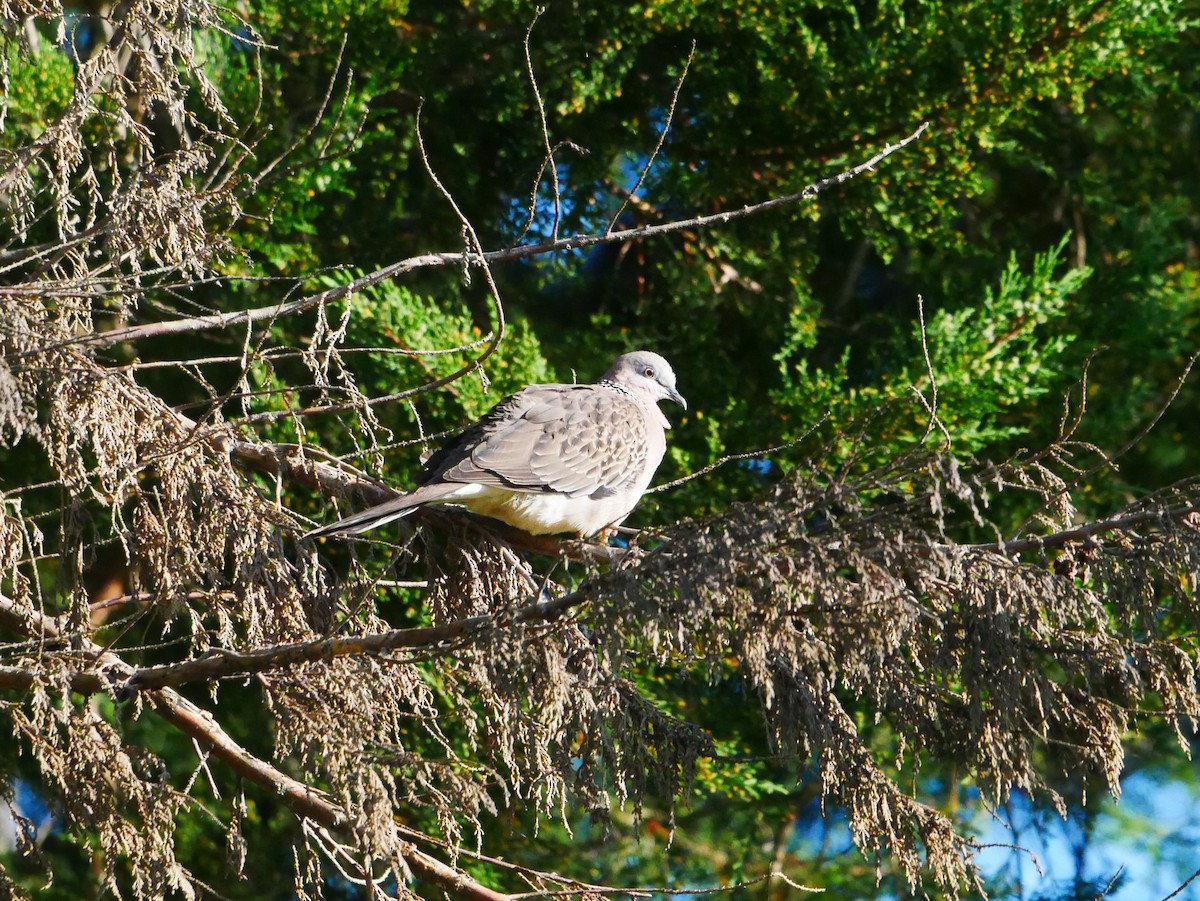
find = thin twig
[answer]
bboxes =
[607,41,696,234]
[1009,351,1200,542]
[650,411,830,492]
[910,294,951,447]
[1161,865,1200,901]
[522,8,562,242]
[412,99,505,387]
[1093,865,1125,900]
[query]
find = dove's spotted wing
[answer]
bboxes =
[420,384,655,498]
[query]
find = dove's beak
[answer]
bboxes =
[668,387,687,410]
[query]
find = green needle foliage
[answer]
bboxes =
[2,1,1199,899]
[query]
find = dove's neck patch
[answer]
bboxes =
[601,380,670,429]
[599,379,635,398]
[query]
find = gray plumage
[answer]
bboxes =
[306,351,686,539]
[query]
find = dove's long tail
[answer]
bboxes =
[304,484,465,539]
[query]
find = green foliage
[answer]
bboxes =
[1,40,74,133]
[3,0,1200,897]
[770,238,1086,469]
[332,278,552,422]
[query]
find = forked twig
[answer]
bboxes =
[607,40,696,234]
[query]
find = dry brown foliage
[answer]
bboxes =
[2,4,1199,900]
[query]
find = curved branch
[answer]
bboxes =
[0,593,512,901]
[120,585,593,692]
[606,41,696,235]
[972,503,1200,557]
[58,121,928,353]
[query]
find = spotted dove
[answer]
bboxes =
[306,351,685,538]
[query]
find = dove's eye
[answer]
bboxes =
[643,367,656,379]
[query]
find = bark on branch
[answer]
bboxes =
[120,586,593,692]
[0,593,513,901]
[63,121,928,352]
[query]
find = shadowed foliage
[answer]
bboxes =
[2,1,1200,899]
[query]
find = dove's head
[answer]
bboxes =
[604,351,687,410]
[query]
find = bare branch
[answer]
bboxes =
[120,586,592,692]
[649,411,831,493]
[973,502,1200,557]
[1162,866,1200,901]
[42,121,927,356]
[0,592,513,901]
[1009,351,1200,542]
[413,100,505,385]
